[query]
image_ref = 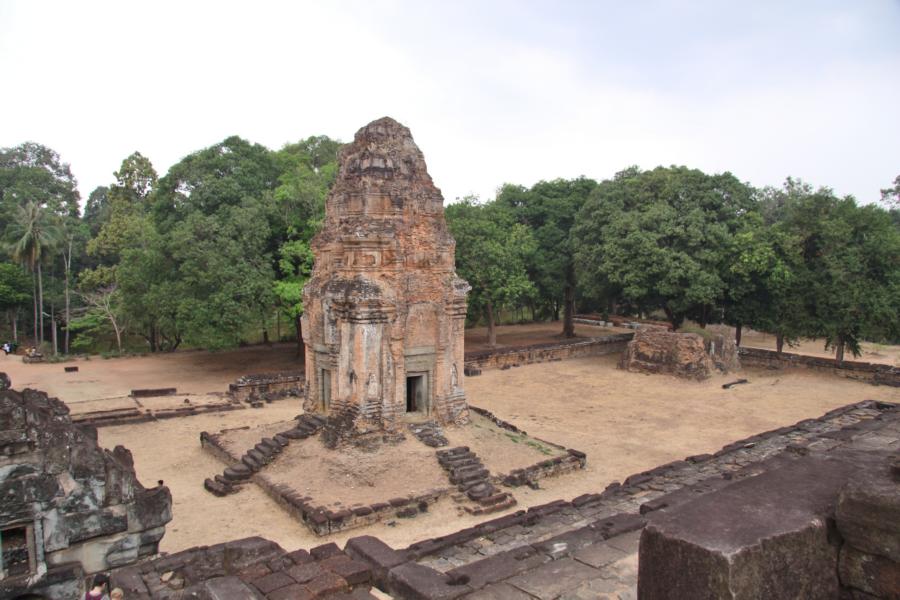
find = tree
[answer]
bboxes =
[722,210,806,351]
[779,188,900,361]
[0,142,80,219]
[88,152,158,263]
[0,261,31,341]
[446,198,536,346]
[574,166,755,329]
[83,186,111,236]
[881,175,899,208]
[271,135,342,351]
[273,239,315,357]
[5,201,62,346]
[77,267,128,353]
[497,177,597,335]
[147,137,281,349]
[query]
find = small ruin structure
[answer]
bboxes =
[0,376,172,598]
[619,327,740,381]
[301,117,470,439]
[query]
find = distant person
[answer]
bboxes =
[1,342,10,355]
[85,573,110,600]
[110,588,125,600]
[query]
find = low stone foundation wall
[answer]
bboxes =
[229,371,305,402]
[739,346,900,386]
[464,333,633,371]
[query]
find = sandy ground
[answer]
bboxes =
[217,413,564,508]
[0,342,301,402]
[96,353,898,555]
[3,323,898,555]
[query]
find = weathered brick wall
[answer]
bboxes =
[463,333,633,371]
[229,371,305,403]
[739,346,900,386]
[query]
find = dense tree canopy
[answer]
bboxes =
[446,198,536,346]
[0,132,896,363]
[497,177,597,336]
[574,166,756,329]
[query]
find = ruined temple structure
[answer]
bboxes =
[0,375,172,598]
[301,117,470,442]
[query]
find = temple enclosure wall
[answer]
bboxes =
[463,333,633,371]
[739,346,900,386]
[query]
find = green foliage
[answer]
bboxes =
[0,142,81,220]
[67,309,113,352]
[0,262,31,310]
[778,186,900,357]
[273,239,315,319]
[574,166,755,328]
[446,197,536,337]
[881,174,899,208]
[497,177,597,327]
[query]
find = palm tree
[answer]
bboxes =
[6,201,62,347]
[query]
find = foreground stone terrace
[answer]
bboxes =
[109,399,899,599]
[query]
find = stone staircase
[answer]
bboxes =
[436,446,517,515]
[204,413,326,496]
[408,420,449,447]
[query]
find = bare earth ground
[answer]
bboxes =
[0,323,897,555]
[217,412,564,509]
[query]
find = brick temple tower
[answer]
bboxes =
[301,117,470,438]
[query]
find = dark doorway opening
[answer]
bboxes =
[320,369,331,410]
[406,375,424,412]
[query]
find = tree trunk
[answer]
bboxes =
[776,333,784,355]
[735,323,742,347]
[12,308,18,342]
[663,305,681,330]
[486,300,497,347]
[835,335,845,364]
[63,238,72,354]
[37,262,44,344]
[32,271,38,347]
[113,321,123,353]
[295,314,305,360]
[51,309,57,356]
[275,309,281,342]
[562,276,576,338]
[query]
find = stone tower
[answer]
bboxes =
[301,117,470,438]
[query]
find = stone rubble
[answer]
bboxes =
[0,376,172,599]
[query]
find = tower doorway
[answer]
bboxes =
[406,374,425,413]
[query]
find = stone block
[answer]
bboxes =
[388,562,472,599]
[330,559,372,586]
[464,582,536,599]
[288,562,324,584]
[305,571,349,597]
[310,541,343,560]
[839,545,900,599]
[505,557,602,600]
[268,583,315,600]
[637,456,861,599]
[65,507,128,543]
[836,465,900,562]
[345,535,406,587]
[254,570,296,594]
[204,575,266,599]
[446,545,548,590]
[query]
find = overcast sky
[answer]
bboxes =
[1,1,898,206]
